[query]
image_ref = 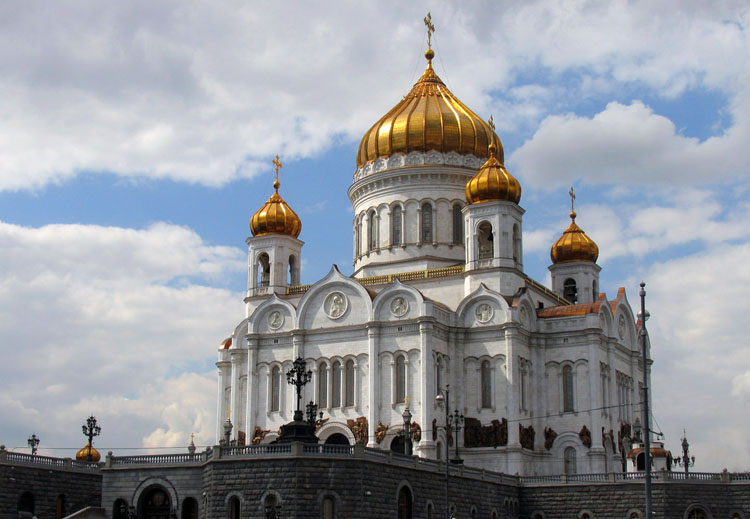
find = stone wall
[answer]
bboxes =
[0,463,101,519]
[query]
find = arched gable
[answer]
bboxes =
[297,265,373,329]
[249,294,297,334]
[317,421,356,444]
[597,295,614,337]
[456,283,509,327]
[511,291,537,332]
[372,280,426,321]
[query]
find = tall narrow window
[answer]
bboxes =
[288,255,297,285]
[564,447,577,475]
[257,253,270,288]
[563,278,578,303]
[396,355,406,403]
[56,495,66,519]
[318,364,328,408]
[452,204,463,244]
[563,365,575,412]
[421,204,432,243]
[513,224,521,263]
[519,362,528,411]
[271,366,280,411]
[592,280,598,301]
[321,497,335,519]
[355,217,362,257]
[435,357,442,395]
[368,210,377,251]
[477,222,493,259]
[397,486,413,519]
[345,360,355,407]
[228,496,241,519]
[332,361,341,407]
[481,360,492,408]
[392,206,402,246]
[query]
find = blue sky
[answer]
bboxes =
[0,1,748,471]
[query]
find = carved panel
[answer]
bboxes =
[579,425,592,448]
[375,421,389,444]
[464,417,508,448]
[346,416,369,445]
[544,427,557,450]
[519,424,535,450]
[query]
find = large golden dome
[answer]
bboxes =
[250,178,301,238]
[356,50,502,169]
[465,143,521,204]
[550,211,599,264]
[76,442,101,462]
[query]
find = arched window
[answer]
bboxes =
[321,496,335,519]
[426,502,434,519]
[355,217,362,257]
[397,486,413,519]
[368,210,377,251]
[182,498,198,519]
[452,204,463,244]
[564,278,578,303]
[592,279,598,301]
[263,495,280,519]
[318,364,328,408]
[435,356,442,395]
[477,221,493,260]
[396,355,406,403]
[113,499,128,519]
[332,361,342,407]
[436,441,443,461]
[481,360,492,408]
[513,223,521,263]
[56,495,66,519]
[471,507,478,519]
[288,255,298,285]
[421,203,432,243]
[18,492,34,515]
[392,206,402,246]
[257,253,270,288]
[563,365,575,412]
[390,435,406,454]
[564,446,577,475]
[345,360,355,407]
[271,366,281,412]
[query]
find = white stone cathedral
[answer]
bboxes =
[216,44,647,476]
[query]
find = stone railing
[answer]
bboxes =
[108,451,207,467]
[0,449,101,472]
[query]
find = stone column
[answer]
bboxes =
[246,338,259,443]
[505,327,520,446]
[216,360,231,443]
[367,325,380,447]
[418,321,434,454]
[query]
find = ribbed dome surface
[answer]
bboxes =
[250,180,301,238]
[357,54,502,169]
[465,143,521,204]
[76,442,101,462]
[550,211,599,264]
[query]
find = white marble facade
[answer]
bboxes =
[216,65,646,478]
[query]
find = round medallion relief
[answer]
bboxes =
[391,296,408,317]
[475,303,493,324]
[325,291,348,320]
[268,310,283,330]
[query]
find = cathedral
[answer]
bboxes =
[216,39,646,477]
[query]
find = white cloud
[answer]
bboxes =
[731,371,750,400]
[0,221,243,455]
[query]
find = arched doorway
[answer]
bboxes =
[397,486,413,519]
[139,487,171,519]
[18,492,34,517]
[56,495,66,519]
[390,435,406,454]
[324,433,350,445]
[113,499,129,519]
[181,498,198,519]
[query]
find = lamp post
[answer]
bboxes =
[27,434,40,456]
[223,413,233,447]
[81,415,101,462]
[674,431,695,475]
[305,400,324,428]
[401,399,413,456]
[435,384,463,519]
[638,282,652,519]
[287,357,312,422]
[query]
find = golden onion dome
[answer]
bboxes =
[356,49,503,169]
[75,442,101,462]
[465,143,521,204]
[250,178,301,238]
[550,210,599,264]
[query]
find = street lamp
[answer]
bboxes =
[674,430,695,475]
[435,384,464,519]
[448,408,464,464]
[401,399,413,456]
[27,434,40,456]
[223,412,233,447]
[286,357,312,422]
[638,281,652,519]
[81,415,101,462]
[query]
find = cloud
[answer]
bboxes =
[0,221,243,455]
[511,100,750,189]
[731,371,750,400]
[0,2,747,191]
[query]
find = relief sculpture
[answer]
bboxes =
[410,421,421,442]
[618,423,632,453]
[375,421,389,444]
[519,423,535,450]
[251,426,270,445]
[464,417,508,448]
[237,430,246,446]
[579,424,592,448]
[346,416,369,445]
[544,427,557,450]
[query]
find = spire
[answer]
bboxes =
[424,12,435,62]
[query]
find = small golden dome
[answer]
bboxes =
[465,143,521,204]
[250,179,301,238]
[356,53,502,169]
[550,211,599,264]
[75,442,101,462]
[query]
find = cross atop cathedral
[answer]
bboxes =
[273,154,283,183]
[569,186,576,212]
[424,13,435,50]
[488,115,495,131]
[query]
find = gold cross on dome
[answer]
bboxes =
[488,115,495,131]
[424,12,435,50]
[569,186,576,212]
[272,154,283,182]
